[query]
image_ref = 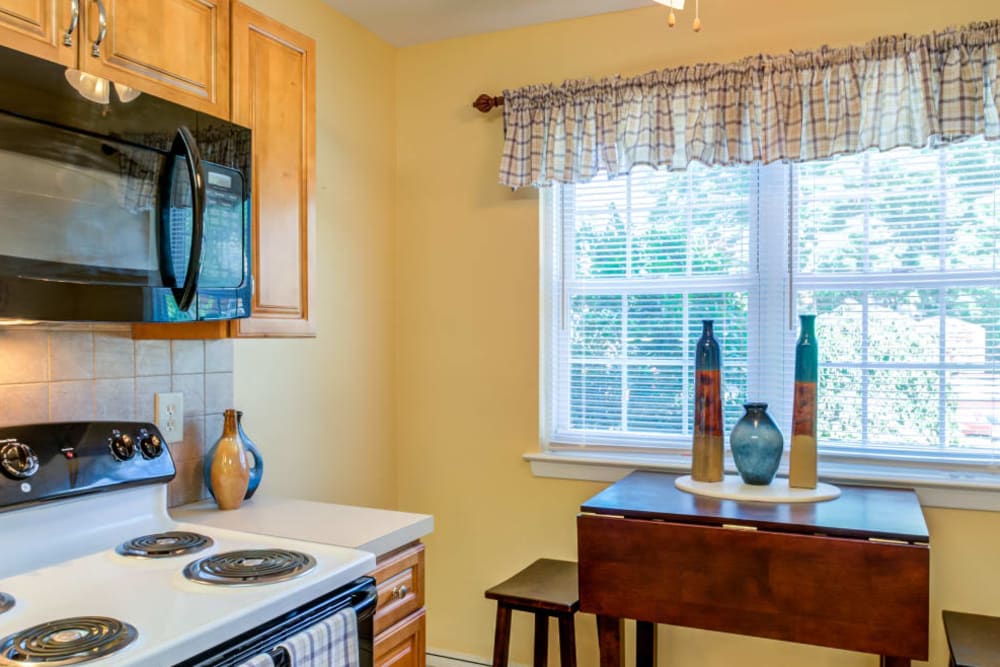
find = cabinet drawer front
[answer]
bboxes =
[374,608,425,667]
[578,513,929,660]
[372,543,424,636]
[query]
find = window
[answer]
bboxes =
[541,138,1000,469]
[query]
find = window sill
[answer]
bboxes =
[524,450,1000,512]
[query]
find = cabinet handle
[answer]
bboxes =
[63,0,80,47]
[393,585,409,600]
[90,0,107,58]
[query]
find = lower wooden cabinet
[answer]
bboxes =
[372,542,426,667]
[374,609,425,667]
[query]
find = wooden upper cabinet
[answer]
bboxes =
[0,0,76,66]
[0,0,229,117]
[80,0,230,118]
[230,2,316,337]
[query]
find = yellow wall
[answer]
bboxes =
[233,0,398,509]
[394,2,1000,666]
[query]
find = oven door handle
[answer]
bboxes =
[169,126,206,313]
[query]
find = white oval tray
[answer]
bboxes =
[675,474,841,503]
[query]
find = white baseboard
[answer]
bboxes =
[426,647,529,667]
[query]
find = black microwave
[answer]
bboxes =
[0,45,252,323]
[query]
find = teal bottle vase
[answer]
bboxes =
[692,319,724,482]
[205,410,263,501]
[790,314,819,489]
[730,402,784,485]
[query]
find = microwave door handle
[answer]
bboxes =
[171,126,206,312]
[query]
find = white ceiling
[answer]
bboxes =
[322,0,654,47]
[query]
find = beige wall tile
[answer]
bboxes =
[205,339,234,373]
[95,332,135,379]
[205,412,224,448]
[172,374,205,418]
[49,381,95,422]
[0,384,49,427]
[168,458,205,507]
[0,330,49,385]
[171,416,206,462]
[135,375,172,423]
[95,378,136,420]
[135,340,171,376]
[172,340,205,375]
[49,331,94,381]
[205,373,234,415]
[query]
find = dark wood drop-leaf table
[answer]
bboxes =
[577,471,930,667]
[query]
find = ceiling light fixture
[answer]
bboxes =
[652,0,701,32]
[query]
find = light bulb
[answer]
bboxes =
[64,68,110,104]
[114,81,142,103]
[668,9,676,27]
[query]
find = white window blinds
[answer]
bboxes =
[543,138,1000,463]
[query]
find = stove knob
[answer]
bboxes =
[137,429,163,459]
[0,441,39,480]
[108,430,135,461]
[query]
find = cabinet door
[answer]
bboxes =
[374,609,426,667]
[0,0,76,65]
[79,0,229,117]
[230,2,316,337]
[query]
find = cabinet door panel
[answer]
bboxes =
[0,0,75,65]
[81,0,229,117]
[231,2,316,337]
[374,610,426,667]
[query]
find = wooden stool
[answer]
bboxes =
[943,610,1000,667]
[485,559,579,667]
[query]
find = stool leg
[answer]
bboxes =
[492,604,512,667]
[636,622,657,667]
[534,614,549,667]
[557,615,577,667]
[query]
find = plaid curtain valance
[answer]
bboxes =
[499,20,1000,189]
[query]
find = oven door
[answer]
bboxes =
[175,577,377,667]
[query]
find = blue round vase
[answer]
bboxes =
[205,411,263,501]
[730,402,784,485]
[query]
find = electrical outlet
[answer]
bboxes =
[154,392,184,443]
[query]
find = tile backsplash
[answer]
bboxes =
[0,324,233,506]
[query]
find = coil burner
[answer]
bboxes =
[183,549,316,586]
[0,594,13,616]
[0,616,137,666]
[116,531,214,559]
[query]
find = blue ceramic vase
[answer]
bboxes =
[730,402,784,485]
[205,411,263,501]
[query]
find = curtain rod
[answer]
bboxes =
[473,94,505,113]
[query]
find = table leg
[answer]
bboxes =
[880,658,910,667]
[596,616,624,667]
[636,621,657,667]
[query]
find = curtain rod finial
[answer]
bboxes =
[473,94,504,113]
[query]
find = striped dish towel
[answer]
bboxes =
[279,607,359,667]
[235,607,358,667]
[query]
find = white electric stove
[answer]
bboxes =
[0,421,377,667]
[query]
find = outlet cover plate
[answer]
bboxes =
[154,392,184,443]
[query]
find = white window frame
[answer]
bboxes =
[534,158,1000,512]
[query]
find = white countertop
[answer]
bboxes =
[171,495,433,558]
